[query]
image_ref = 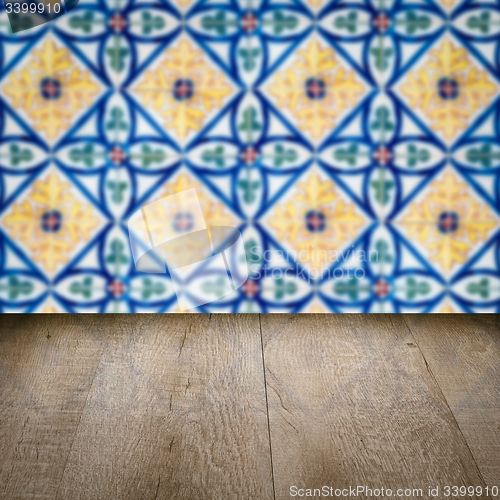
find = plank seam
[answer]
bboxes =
[54,318,108,500]
[259,314,276,500]
[401,316,490,492]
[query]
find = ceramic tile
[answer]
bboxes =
[0,0,500,312]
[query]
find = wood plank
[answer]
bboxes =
[404,314,500,486]
[261,314,488,500]
[0,315,106,500]
[56,314,273,500]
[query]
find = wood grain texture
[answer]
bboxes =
[1,314,499,500]
[56,314,273,500]
[404,314,500,486]
[0,315,106,500]
[260,314,489,500]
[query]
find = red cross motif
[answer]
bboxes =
[110,146,126,164]
[242,147,258,164]
[109,280,126,297]
[308,80,324,97]
[43,81,59,98]
[174,214,193,232]
[242,280,258,297]
[374,146,391,165]
[440,81,456,97]
[308,213,324,230]
[374,279,390,298]
[44,214,60,230]
[176,82,191,99]
[440,215,456,231]
[374,14,390,31]
[110,14,126,32]
[242,13,258,32]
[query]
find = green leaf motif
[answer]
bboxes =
[69,11,95,33]
[9,144,33,166]
[202,146,226,168]
[238,180,261,203]
[273,144,297,167]
[106,239,128,265]
[238,107,261,132]
[139,145,165,168]
[70,144,95,167]
[141,12,165,35]
[371,178,394,205]
[373,240,393,263]
[106,46,130,72]
[370,46,393,70]
[466,12,490,33]
[407,144,430,168]
[4,276,33,300]
[405,277,430,300]
[334,277,360,301]
[404,11,431,35]
[107,181,128,203]
[238,48,260,71]
[334,144,359,166]
[371,106,394,132]
[70,277,93,299]
[140,278,165,300]
[201,11,227,35]
[467,278,490,299]
[466,144,493,168]
[243,238,261,264]
[272,11,298,34]
[106,107,128,131]
[273,277,297,300]
[201,277,228,296]
[334,12,358,33]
